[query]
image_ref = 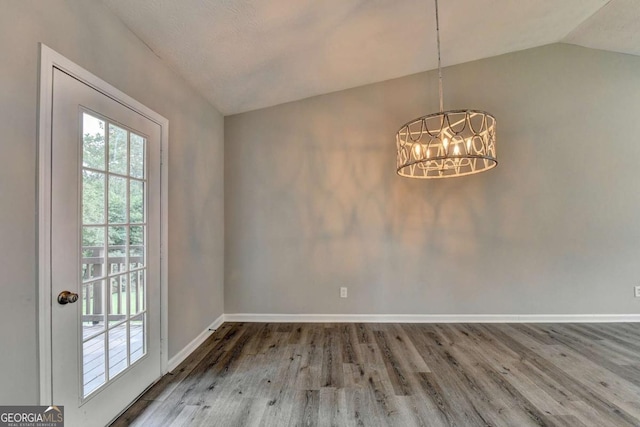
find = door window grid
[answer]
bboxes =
[80,112,148,398]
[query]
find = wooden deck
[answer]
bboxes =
[113,322,640,426]
[83,323,144,396]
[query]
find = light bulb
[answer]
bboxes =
[466,138,472,152]
[426,148,430,159]
[453,145,460,155]
[443,138,449,150]
[413,144,421,158]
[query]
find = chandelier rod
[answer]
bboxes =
[434,0,444,113]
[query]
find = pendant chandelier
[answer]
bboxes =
[396,0,497,179]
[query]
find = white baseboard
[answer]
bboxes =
[223,313,640,323]
[167,314,225,372]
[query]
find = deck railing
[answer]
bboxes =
[81,245,144,324]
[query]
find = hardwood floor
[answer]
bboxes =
[112,322,640,426]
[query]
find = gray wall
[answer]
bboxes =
[225,43,640,316]
[0,0,224,404]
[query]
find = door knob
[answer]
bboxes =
[58,291,79,305]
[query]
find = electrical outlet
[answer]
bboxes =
[635,286,640,298]
[340,287,348,298]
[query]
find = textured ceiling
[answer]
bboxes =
[563,0,640,57]
[101,0,633,115]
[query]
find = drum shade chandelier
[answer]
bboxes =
[396,0,497,179]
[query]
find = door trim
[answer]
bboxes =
[37,43,169,404]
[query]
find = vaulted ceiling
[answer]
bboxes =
[101,0,638,115]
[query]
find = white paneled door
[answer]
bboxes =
[50,68,161,426]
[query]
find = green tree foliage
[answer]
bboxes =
[82,120,145,253]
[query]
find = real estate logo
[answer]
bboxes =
[0,406,64,427]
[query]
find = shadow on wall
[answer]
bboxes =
[231,86,516,311]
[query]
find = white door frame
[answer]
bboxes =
[37,43,169,404]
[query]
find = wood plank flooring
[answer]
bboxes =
[111,323,640,426]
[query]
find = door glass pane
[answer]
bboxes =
[82,171,105,224]
[108,323,128,379]
[82,226,104,281]
[130,134,145,179]
[108,124,128,175]
[129,180,144,224]
[108,176,127,224]
[130,270,145,315]
[129,226,145,269]
[108,275,127,326]
[82,113,105,170]
[83,334,106,396]
[107,226,127,274]
[130,314,145,363]
[82,280,105,339]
